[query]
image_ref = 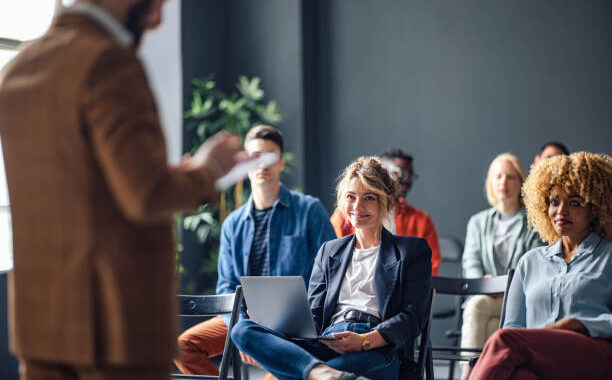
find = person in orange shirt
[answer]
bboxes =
[330,148,441,275]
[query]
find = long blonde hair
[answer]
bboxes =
[336,156,399,231]
[485,153,527,207]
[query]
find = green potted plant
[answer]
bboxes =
[180,76,284,294]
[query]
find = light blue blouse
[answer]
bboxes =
[503,232,612,338]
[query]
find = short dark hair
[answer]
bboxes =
[539,142,569,156]
[244,125,284,152]
[379,148,413,163]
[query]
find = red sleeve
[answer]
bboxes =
[330,208,353,237]
[421,215,441,276]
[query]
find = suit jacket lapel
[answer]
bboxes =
[375,229,400,319]
[324,235,355,326]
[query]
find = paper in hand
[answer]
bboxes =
[215,152,280,190]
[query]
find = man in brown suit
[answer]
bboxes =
[0,1,244,378]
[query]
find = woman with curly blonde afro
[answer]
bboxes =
[470,152,612,380]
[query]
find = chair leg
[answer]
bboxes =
[448,360,456,380]
[425,346,433,380]
[231,347,241,380]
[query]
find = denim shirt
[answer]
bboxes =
[216,184,336,298]
[503,232,612,338]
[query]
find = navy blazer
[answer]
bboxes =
[308,228,432,351]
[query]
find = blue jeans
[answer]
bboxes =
[231,320,400,380]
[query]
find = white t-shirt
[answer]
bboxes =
[493,211,522,274]
[331,245,381,322]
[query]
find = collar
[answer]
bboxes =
[243,183,290,220]
[545,231,602,259]
[330,228,396,263]
[62,3,134,47]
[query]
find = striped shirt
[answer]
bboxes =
[247,207,273,276]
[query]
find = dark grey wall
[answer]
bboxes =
[307,0,612,240]
[182,0,612,242]
[228,0,305,188]
[183,0,305,189]
[182,0,229,154]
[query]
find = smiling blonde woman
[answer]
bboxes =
[230,156,432,380]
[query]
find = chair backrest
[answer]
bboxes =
[431,270,515,328]
[174,286,244,380]
[178,292,238,317]
[432,274,507,296]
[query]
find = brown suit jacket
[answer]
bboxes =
[0,14,216,367]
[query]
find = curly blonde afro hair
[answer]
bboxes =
[522,152,612,243]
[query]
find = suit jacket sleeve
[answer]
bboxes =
[375,238,432,350]
[83,45,217,223]
[308,241,328,333]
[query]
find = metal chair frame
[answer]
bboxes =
[408,288,436,380]
[172,285,246,380]
[428,271,514,378]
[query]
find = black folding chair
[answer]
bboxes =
[407,287,435,380]
[172,285,246,380]
[428,271,514,378]
[430,236,463,380]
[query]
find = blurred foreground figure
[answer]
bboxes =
[0,1,243,379]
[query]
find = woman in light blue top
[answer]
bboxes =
[470,152,612,380]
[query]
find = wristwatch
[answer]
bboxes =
[360,334,371,351]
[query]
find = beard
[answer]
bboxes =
[124,0,153,47]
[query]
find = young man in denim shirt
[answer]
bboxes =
[175,125,336,375]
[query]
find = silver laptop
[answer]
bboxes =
[240,276,336,340]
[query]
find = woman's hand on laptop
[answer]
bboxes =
[240,352,263,368]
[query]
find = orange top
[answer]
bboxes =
[330,198,441,275]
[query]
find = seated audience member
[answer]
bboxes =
[460,153,543,380]
[330,148,441,275]
[532,141,569,165]
[231,156,432,380]
[470,152,612,380]
[174,125,336,375]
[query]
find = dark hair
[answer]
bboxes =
[379,148,413,163]
[539,142,569,156]
[244,125,284,152]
